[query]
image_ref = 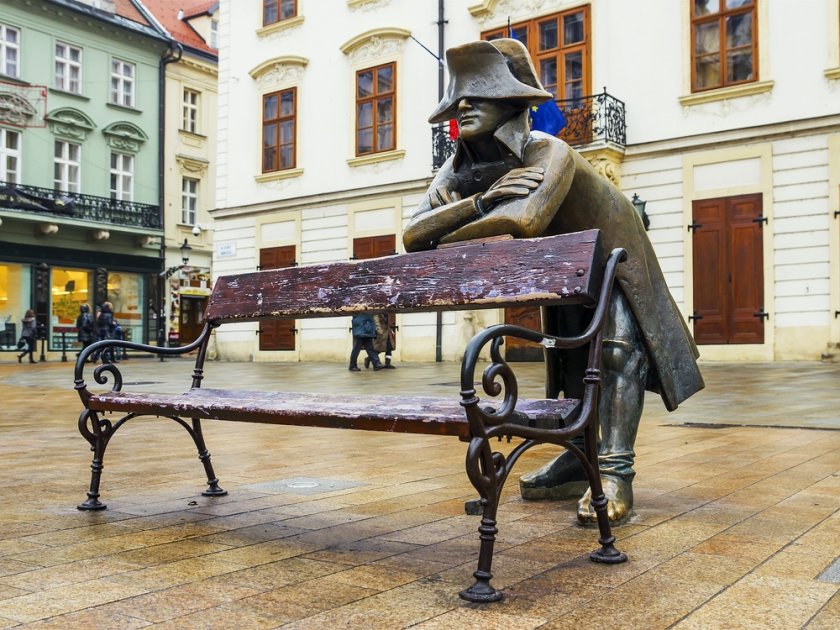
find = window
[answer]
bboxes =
[355,63,395,156]
[0,23,20,78]
[691,0,757,92]
[110,153,133,201]
[55,42,82,94]
[263,0,296,26]
[483,8,590,102]
[262,88,296,172]
[210,20,218,49]
[54,140,80,193]
[181,177,198,224]
[182,89,199,133]
[110,59,134,107]
[1,128,21,183]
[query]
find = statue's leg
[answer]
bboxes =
[578,289,649,523]
[520,305,590,500]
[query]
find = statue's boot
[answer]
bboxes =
[519,448,589,500]
[576,474,633,524]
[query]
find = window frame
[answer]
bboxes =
[55,41,83,94]
[261,87,297,173]
[182,88,200,133]
[690,0,758,93]
[181,176,198,225]
[109,152,134,202]
[355,62,396,157]
[0,23,20,78]
[54,140,81,193]
[110,58,135,107]
[1,127,21,183]
[263,0,297,26]
[481,6,591,102]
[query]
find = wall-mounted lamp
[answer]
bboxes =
[631,194,650,231]
[179,238,192,265]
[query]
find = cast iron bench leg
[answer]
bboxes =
[77,410,109,511]
[190,418,227,497]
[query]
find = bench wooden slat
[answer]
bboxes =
[88,389,580,438]
[205,229,604,323]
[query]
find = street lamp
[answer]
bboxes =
[180,238,192,265]
[157,238,192,360]
[631,193,650,231]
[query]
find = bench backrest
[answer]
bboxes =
[205,229,604,324]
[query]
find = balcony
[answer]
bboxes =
[0,181,162,231]
[432,88,626,170]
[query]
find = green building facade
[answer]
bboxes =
[0,0,168,357]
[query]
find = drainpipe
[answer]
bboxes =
[434,0,446,362]
[156,40,182,352]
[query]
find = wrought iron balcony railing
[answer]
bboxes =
[431,88,626,170]
[0,181,162,230]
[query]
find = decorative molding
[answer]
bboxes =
[176,154,210,176]
[91,229,110,241]
[825,67,840,81]
[467,0,500,17]
[678,80,774,107]
[254,167,304,183]
[348,0,390,10]
[46,107,96,141]
[346,149,405,168]
[37,223,59,235]
[469,0,560,23]
[0,92,37,127]
[249,56,308,88]
[256,15,304,38]
[340,28,410,64]
[101,121,148,153]
[579,144,625,187]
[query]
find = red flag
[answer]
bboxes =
[448,118,459,140]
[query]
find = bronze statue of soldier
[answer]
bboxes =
[403,39,704,523]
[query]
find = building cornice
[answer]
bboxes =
[339,27,410,56]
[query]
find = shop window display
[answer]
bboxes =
[50,267,92,350]
[107,272,144,344]
[0,264,33,350]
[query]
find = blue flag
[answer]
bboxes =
[530,100,566,136]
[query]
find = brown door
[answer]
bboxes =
[259,245,297,351]
[692,193,765,344]
[504,306,544,362]
[179,296,207,345]
[353,235,397,349]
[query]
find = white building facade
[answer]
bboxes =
[213,0,840,364]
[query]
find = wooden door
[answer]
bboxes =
[353,235,397,348]
[259,245,297,351]
[692,193,764,344]
[504,306,544,361]
[179,296,207,345]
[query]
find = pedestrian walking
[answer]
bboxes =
[75,303,94,357]
[364,313,396,369]
[348,313,382,371]
[17,308,37,364]
[92,301,116,363]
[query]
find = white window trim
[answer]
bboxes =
[55,41,82,94]
[181,177,198,225]
[0,127,21,183]
[110,152,134,201]
[54,140,81,193]
[182,88,199,133]
[0,23,20,78]
[110,58,135,108]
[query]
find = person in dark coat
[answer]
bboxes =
[75,303,94,356]
[348,314,382,371]
[403,38,704,522]
[364,313,396,369]
[17,308,37,364]
[92,301,116,363]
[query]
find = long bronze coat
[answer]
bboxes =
[404,116,704,411]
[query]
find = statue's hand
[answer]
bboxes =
[480,167,545,209]
[429,186,462,209]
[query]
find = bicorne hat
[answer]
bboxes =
[428,38,553,124]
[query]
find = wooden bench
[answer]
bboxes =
[73,228,627,603]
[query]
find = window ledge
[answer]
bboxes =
[255,168,303,183]
[347,149,405,167]
[679,80,774,106]
[825,67,840,81]
[257,16,304,37]
[106,102,141,114]
[48,87,89,101]
[0,74,26,85]
[179,129,207,140]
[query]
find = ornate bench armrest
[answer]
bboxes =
[74,323,217,406]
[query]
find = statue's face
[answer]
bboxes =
[456,98,516,141]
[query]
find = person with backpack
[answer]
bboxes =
[92,301,116,363]
[75,303,94,357]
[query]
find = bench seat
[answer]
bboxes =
[88,389,580,438]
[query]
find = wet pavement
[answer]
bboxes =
[0,355,837,628]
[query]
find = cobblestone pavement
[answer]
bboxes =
[0,356,837,628]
